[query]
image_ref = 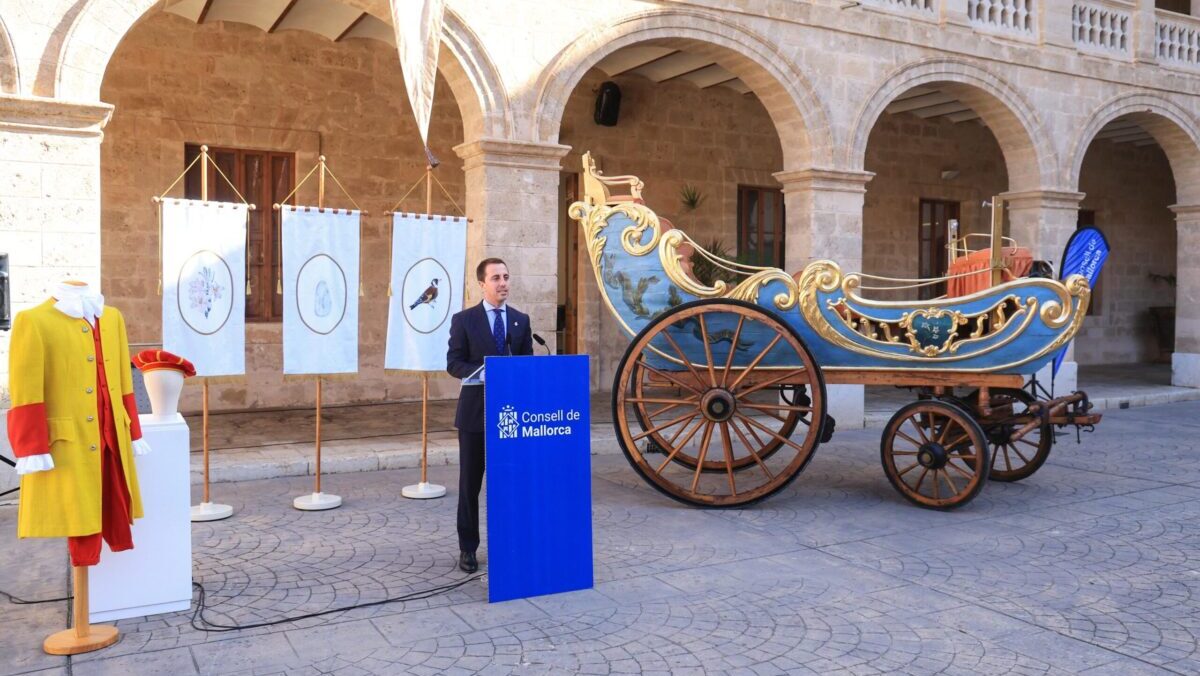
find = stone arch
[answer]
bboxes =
[529,7,833,170]
[0,12,18,94]
[46,0,509,139]
[848,57,1052,193]
[1068,93,1200,204]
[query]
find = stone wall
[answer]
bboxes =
[99,11,468,412]
[862,111,1009,296]
[1076,139,1178,365]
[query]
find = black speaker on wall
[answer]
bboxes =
[594,81,621,127]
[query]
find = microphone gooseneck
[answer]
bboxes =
[532,333,551,355]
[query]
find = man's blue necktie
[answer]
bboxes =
[492,308,505,355]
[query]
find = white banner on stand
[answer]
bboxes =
[281,207,361,375]
[385,213,467,372]
[161,199,247,377]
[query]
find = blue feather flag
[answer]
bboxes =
[1053,226,1110,376]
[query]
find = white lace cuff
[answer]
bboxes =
[133,438,152,457]
[15,454,55,475]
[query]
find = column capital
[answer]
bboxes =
[453,138,570,172]
[999,189,1087,210]
[0,95,113,138]
[1170,203,1200,224]
[773,168,875,194]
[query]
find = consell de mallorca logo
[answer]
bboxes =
[496,404,582,439]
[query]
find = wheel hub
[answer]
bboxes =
[700,389,736,422]
[917,442,949,469]
[986,425,1012,446]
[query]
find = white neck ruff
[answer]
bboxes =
[53,282,105,321]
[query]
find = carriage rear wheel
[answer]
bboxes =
[631,363,803,472]
[614,299,826,507]
[881,400,989,509]
[973,387,1052,482]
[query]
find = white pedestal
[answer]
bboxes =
[1173,352,1200,388]
[190,501,234,521]
[90,414,192,622]
[293,492,342,510]
[826,384,865,430]
[402,482,446,499]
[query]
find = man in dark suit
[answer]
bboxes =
[446,257,534,573]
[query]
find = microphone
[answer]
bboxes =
[505,331,512,356]
[533,333,551,355]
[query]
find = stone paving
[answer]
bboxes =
[150,362,1200,488]
[2,401,1200,675]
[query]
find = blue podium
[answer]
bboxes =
[484,354,592,603]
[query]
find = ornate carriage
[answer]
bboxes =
[571,152,1101,510]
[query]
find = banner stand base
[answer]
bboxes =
[293,492,342,511]
[402,482,446,499]
[190,502,233,522]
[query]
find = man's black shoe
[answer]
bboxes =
[459,551,478,573]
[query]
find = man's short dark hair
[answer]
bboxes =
[476,257,508,282]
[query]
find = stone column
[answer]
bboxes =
[454,138,570,354]
[1133,0,1159,65]
[0,95,112,407]
[775,168,874,429]
[1171,204,1200,387]
[939,0,970,28]
[1002,189,1085,393]
[1037,0,1077,49]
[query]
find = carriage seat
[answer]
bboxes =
[946,246,1033,297]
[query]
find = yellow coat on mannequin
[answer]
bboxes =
[8,299,144,538]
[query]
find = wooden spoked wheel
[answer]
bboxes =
[630,362,803,472]
[614,299,826,507]
[974,387,1052,482]
[881,400,990,509]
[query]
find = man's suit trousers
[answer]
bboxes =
[457,429,486,553]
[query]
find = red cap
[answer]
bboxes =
[133,349,196,378]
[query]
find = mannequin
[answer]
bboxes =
[7,279,152,654]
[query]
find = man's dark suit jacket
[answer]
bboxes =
[446,302,534,432]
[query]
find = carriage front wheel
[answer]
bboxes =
[881,400,990,509]
[614,299,826,507]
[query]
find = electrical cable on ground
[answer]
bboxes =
[0,589,72,605]
[189,574,484,632]
[4,573,484,630]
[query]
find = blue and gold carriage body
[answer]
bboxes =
[571,153,1099,511]
[570,199,1091,378]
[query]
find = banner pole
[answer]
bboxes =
[317,155,325,497]
[190,146,233,522]
[316,377,323,494]
[203,379,210,504]
[421,373,429,484]
[402,156,446,500]
[295,155,342,511]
